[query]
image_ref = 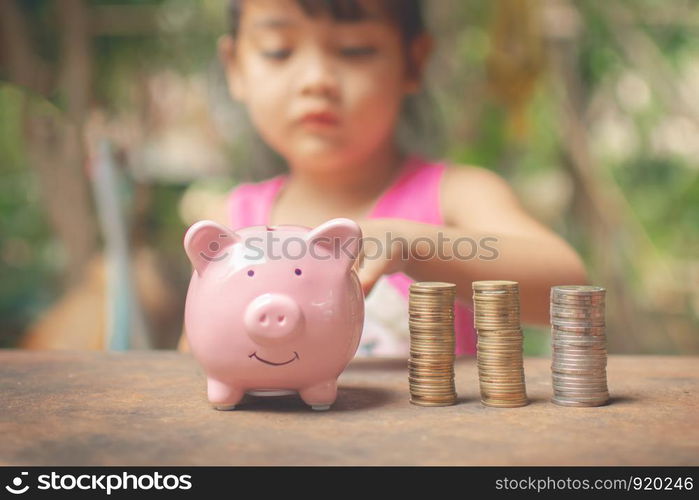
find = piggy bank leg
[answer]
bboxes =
[207,378,244,411]
[299,379,337,411]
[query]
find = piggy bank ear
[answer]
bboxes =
[305,218,362,272]
[184,220,240,275]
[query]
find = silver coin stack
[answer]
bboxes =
[550,285,609,407]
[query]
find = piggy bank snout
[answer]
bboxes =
[244,293,302,344]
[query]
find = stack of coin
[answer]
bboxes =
[550,285,609,407]
[408,282,457,407]
[473,281,528,408]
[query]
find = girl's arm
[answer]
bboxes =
[357,166,588,326]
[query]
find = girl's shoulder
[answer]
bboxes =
[439,162,525,228]
[441,161,511,190]
[419,156,510,196]
[414,156,503,186]
[228,174,286,200]
[226,174,287,229]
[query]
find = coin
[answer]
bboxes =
[410,399,456,407]
[551,398,609,408]
[481,399,529,408]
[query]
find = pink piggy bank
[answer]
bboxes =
[183,218,364,411]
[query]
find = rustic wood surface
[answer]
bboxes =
[1,350,697,465]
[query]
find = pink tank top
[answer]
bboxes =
[227,155,476,356]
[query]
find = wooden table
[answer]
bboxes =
[1,351,697,465]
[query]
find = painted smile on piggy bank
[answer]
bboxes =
[249,351,300,366]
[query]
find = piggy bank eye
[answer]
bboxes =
[294,268,302,276]
[247,269,255,277]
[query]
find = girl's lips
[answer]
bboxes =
[299,112,340,126]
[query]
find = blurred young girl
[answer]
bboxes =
[180,0,587,357]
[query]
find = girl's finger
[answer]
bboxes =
[357,260,380,297]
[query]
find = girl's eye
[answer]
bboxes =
[247,269,255,277]
[339,46,377,57]
[294,268,302,276]
[262,49,292,60]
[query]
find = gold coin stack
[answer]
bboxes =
[473,280,528,408]
[550,285,609,407]
[408,282,457,407]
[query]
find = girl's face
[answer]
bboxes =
[221,0,430,171]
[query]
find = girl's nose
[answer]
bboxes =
[297,50,340,99]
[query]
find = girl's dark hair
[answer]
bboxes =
[228,0,425,44]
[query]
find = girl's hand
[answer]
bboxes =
[353,218,410,297]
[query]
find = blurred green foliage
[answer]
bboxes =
[0,86,61,346]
